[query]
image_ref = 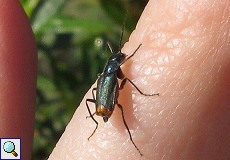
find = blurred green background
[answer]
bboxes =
[20,0,148,159]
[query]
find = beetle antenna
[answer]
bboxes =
[107,41,114,54]
[119,12,127,51]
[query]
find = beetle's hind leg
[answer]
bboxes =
[117,103,143,156]
[120,78,159,96]
[86,99,98,140]
[86,87,98,140]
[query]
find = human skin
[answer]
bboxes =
[1,0,230,160]
[0,0,37,160]
[48,0,230,160]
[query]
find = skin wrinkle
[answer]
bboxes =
[151,2,230,84]
[153,20,225,158]
[149,1,230,104]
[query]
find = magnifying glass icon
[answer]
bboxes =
[3,141,18,157]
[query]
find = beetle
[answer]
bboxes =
[86,40,159,156]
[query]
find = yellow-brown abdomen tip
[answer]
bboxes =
[96,105,113,121]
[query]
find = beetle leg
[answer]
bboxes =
[120,44,142,66]
[86,88,97,119]
[86,99,98,140]
[86,112,96,119]
[92,87,97,101]
[117,103,143,156]
[117,67,124,79]
[120,78,159,96]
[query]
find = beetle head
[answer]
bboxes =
[108,51,126,65]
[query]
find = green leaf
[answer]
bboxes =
[32,0,68,34]
[42,16,110,34]
[21,0,40,17]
